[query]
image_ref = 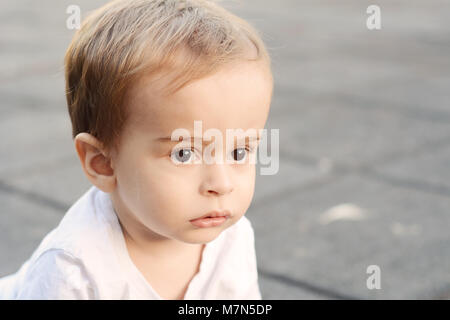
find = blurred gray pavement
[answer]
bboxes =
[1,0,450,299]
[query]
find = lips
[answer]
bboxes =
[192,210,232,220]
[189,210,232,228]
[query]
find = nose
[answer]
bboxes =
[199,163,234,196]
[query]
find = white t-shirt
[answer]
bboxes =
[0,186,262,300]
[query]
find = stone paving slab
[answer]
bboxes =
[0,189,62,277]
[373,143,450,193]
[0,71,66,111]
[259,274,329,300]
[245,1,450,117]
[266,93,450,168]
[0,109,74,176]
[2,154,91,207]
[247,173,450,299]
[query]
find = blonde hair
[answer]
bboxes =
[65,0,271,150]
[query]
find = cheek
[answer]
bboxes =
[234,165,256,213]
[121,161,196,223]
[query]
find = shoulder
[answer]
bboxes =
[15,249,96,299]
[13,187,120,299]
[39,186,117,260]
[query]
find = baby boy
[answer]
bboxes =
[0,0,273,299]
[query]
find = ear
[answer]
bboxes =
[74,133,116,193]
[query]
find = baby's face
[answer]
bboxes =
[110,60,273,244]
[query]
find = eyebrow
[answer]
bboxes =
[156,135,261,143]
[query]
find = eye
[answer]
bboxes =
[232,147,250,162]
[171,148,196,164]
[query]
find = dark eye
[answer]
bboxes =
[171,148,193,164]
[232,148,248,162]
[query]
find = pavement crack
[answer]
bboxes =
[258,267,360,300]
[0,180,69,212]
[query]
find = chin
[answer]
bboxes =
[178,226,227,244]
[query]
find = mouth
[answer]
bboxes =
[189,210,231,228]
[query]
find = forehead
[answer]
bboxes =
[124,60,273,138]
